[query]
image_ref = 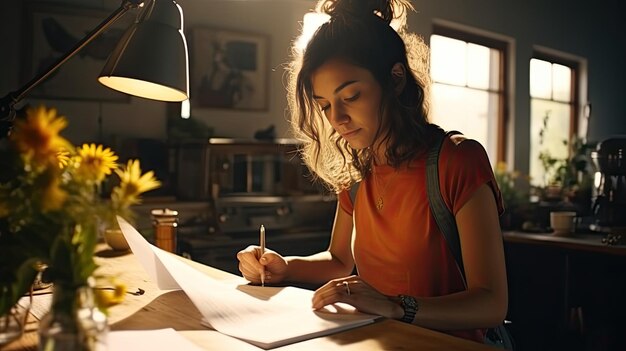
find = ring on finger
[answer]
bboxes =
[342,281,351,296]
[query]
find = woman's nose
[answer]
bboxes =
[328,104,349,125]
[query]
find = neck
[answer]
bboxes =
[372,140,388,166]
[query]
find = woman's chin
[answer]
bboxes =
[346,140,368,150]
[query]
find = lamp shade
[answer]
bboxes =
[98,0,189,102]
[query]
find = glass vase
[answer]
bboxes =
[38,284,108,351]
[0,294,31,346]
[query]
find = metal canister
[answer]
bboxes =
[151,208,179,253]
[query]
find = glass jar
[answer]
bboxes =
[151,208,178,253]
[38,284,108,351]
[0,294,31,346]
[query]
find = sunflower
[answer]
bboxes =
[114,160,161,203]
[94,276,127,308]
[10,105,72,168]
[56,149,71,169]
[0,104,162,320]
[75,144,119,184]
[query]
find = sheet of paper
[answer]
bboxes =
[108,328,205,351]
[117,217,378,349]
[120,216,179,290]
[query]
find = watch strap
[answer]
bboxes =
[399,295,418,323]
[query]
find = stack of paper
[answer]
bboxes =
[117,217,377,349]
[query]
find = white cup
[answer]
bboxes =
[550,211,576,235]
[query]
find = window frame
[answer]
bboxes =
[530,51,580,149]
[431,24,509,163]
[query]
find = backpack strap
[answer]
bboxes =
[426,130,467,286]
[349,182,360,206]
[427,131,515,348]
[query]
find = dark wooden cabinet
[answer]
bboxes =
[503,232,626,351]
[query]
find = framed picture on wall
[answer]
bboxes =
[191,27,270,111]
[22,3,132,102]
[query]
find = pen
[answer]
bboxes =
[260,224,265,287]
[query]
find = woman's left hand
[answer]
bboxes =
[311,275,402,319]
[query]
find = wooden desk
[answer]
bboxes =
[5,246,497,351]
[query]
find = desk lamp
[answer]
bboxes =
[0,0,189,137]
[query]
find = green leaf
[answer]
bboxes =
[0,258,38,315]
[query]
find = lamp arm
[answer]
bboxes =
[0,0,145,125]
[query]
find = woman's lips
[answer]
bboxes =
[341,129,360,138]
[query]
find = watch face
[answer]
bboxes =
[402,295,417,309]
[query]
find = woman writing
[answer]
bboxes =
[237,0,508,343]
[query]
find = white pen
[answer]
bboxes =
[260,224,265,287]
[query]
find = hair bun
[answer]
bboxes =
[320,0,412,26]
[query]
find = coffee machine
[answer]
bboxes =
[590,136,626,243]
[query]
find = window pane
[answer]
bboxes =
[529,100,571,186]
[430,35,466,86]
[467,43,492,90]
[430,83,498,163]
[552,63,571,102]
[487,48,501,90]
[530,58,552,99]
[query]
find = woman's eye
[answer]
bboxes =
[320,104,330,112]
[344,92,360,102]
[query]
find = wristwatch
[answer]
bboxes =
[398,295,418,323]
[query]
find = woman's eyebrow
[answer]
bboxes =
[313,80,359,99]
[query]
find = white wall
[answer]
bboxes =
[1,0,625,175]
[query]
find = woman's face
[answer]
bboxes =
[311,58,384,150]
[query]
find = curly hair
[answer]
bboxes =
[286,0,440,193]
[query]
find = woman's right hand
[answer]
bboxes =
[236,245,288,285]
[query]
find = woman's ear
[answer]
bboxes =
[391,63,406,95]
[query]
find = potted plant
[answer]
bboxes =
[0,105,160,349]
[494,162,529,230]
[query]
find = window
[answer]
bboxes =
[429,26,507,164]
[529,55,578,186]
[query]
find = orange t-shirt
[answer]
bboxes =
[338,136,504,343]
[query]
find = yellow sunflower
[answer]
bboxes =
[94,276,127,308]
[10,105,72,167]
[114,160,161,201]
[75,144,118,183]
[56,149,71,169]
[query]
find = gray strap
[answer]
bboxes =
[349,182,360,206]
[426,131,466,285]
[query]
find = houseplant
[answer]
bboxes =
[494,162,529,230]
[0,105,160,349]
[536,111,587,201]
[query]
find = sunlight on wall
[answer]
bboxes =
[295,12,330,52]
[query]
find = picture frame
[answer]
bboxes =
[21,3,132,102]
[190,27,270,111]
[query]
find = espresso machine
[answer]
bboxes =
[590,136,626,244]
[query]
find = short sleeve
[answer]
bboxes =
[337,189,353,215]
[439,138,504,216]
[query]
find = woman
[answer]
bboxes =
[237,0,507,343]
